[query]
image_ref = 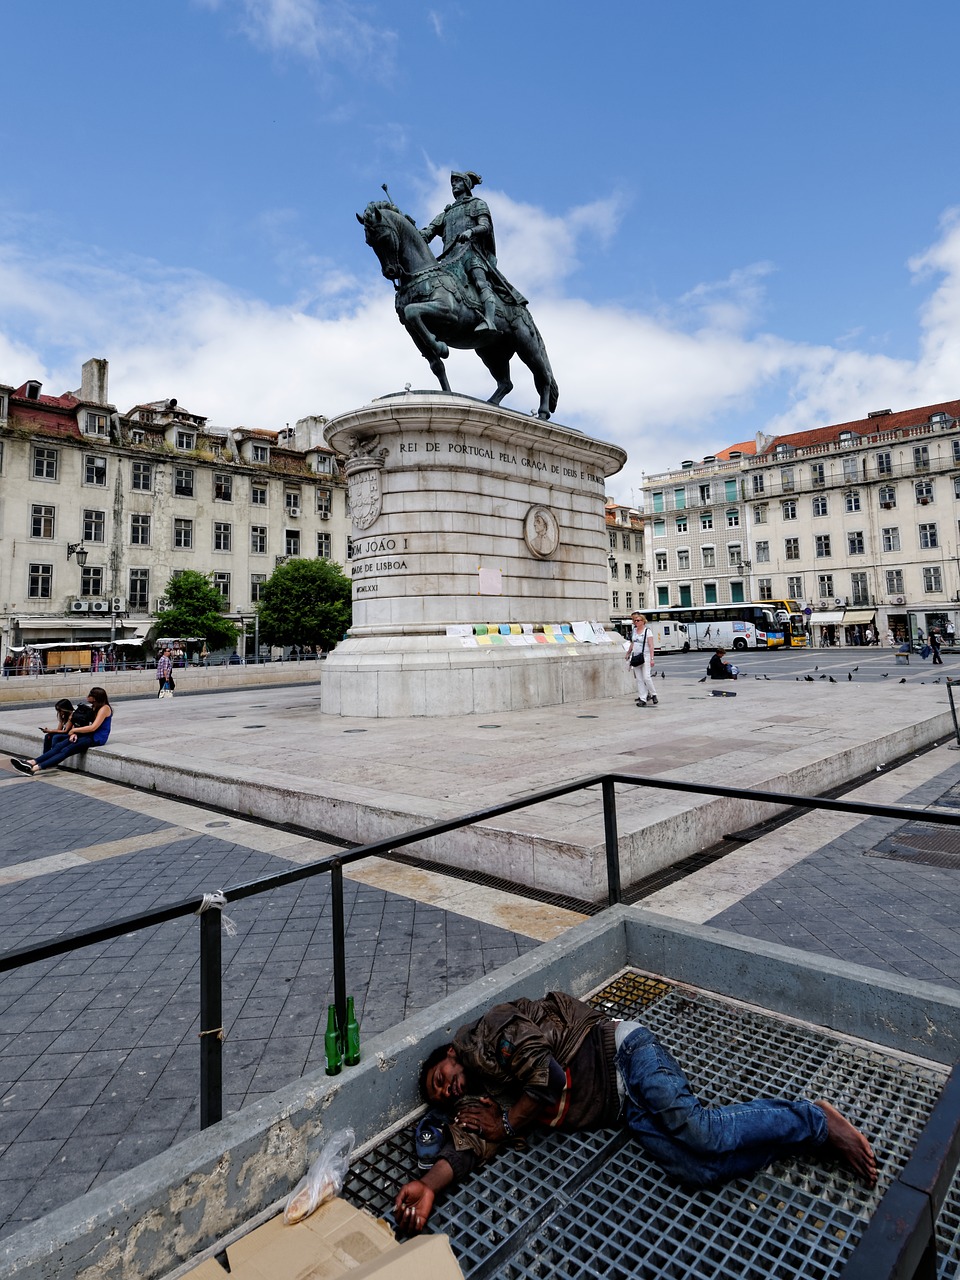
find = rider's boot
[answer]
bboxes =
[475,288,498,337]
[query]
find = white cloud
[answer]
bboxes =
[197,0,396,75]
[4,199,960,508]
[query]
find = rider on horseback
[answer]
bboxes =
[420,171,527,339]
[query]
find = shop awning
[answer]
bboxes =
[16,617,116,633]
[7,638,144,652]
[810,611,844,624]
[844,610,876,624]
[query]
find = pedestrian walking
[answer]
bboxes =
[156,648,175,698]
[932,631,944,665]
[626,612,658,708]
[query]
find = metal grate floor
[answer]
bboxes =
[343,970,956,1280]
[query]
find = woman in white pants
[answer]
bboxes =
[627,612,658,707]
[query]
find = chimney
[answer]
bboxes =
[80,358,109,406]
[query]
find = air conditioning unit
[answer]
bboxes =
[155,597,169,612]
[70,599,90,613]
[893,595,906,605]
[287,506,300,518]
[834,597,847,607]
[111,596,126,613]
[818,600,830,610]
[90,600,111,614]
[318,511,330,520]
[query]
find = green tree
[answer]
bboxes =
[154,570,239,650]
[257,558,352,652]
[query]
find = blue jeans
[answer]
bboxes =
[616,1026,827,1187]
[34,737,91,771]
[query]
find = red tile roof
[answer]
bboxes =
[740,398,960,458]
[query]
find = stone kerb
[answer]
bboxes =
[321,394,629,716]
[0,662,321,706]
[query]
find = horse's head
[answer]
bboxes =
[357,202,405,282]
[357,201,430,283]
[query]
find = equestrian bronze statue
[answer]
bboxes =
[358,172,558,420]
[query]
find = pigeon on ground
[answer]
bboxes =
[660,670,665,679]
[934,678,943,684]
[847,672,852,681]
[881,672,889,678]
[829,675,837,683]
[899,678,907,684]
[698,676,707,683]
[819,674,827,680]
[804,675,815,682]
[763,674,770,680]
[852,666,859,672]
[814,665,819,671]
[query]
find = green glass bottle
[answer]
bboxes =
[324,1004,342,1075]
[344,996,360,1066]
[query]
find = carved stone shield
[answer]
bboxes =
[347,463,382,531]
[343,435,388,532]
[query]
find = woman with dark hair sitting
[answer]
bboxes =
[11,687,113,776]
[39,698,78,754]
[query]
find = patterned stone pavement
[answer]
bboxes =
[3,707,960,1249]
[0,766,554,1240]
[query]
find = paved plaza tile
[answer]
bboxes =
[707,761,960,985]
[0,769,538,1241]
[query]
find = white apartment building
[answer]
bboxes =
[604,500,645,627]
[0,359,350,662]
[641,397,960,644]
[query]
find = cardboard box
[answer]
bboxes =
[181,1198,463,1280]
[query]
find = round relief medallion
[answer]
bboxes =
[523,505,560,559]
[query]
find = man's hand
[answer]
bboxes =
[455,1097,505,1139]
[394,1180,435,1233]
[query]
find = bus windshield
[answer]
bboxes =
[754,599,808,648]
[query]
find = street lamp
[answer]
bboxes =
[66,542,89,567]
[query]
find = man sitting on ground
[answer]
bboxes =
[394,991,876,1233]
[708,646,739,680]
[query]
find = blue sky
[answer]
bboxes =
[3,1,960,501]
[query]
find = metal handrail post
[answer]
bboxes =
[601,777,622,906]
[946,678,960,749]
[199,907,223,1129]
[331,861,347,1039]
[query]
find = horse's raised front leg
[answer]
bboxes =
[402,303,449,360]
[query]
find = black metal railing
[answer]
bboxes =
[2,770,960,1278]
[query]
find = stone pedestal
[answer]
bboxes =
[321,392,628,717]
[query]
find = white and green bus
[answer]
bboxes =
[613,604,786,653]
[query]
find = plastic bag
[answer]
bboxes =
[283,1127,355,1225]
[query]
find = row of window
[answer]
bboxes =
[29,566,266,609]
[29,448,333,510]
[652,481,956,538]
[607,531,644,553]
[648,564,943,612]
[27,507,332,554]
[610,591,643,611]
[651,440,960,510]
[608,561,638,580]
[652,523,942,575]
[26,535,334,603]
[750,568,941,599]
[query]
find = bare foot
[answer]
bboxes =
[815,1100,877,1187]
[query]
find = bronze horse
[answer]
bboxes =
[358,200,559,420]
